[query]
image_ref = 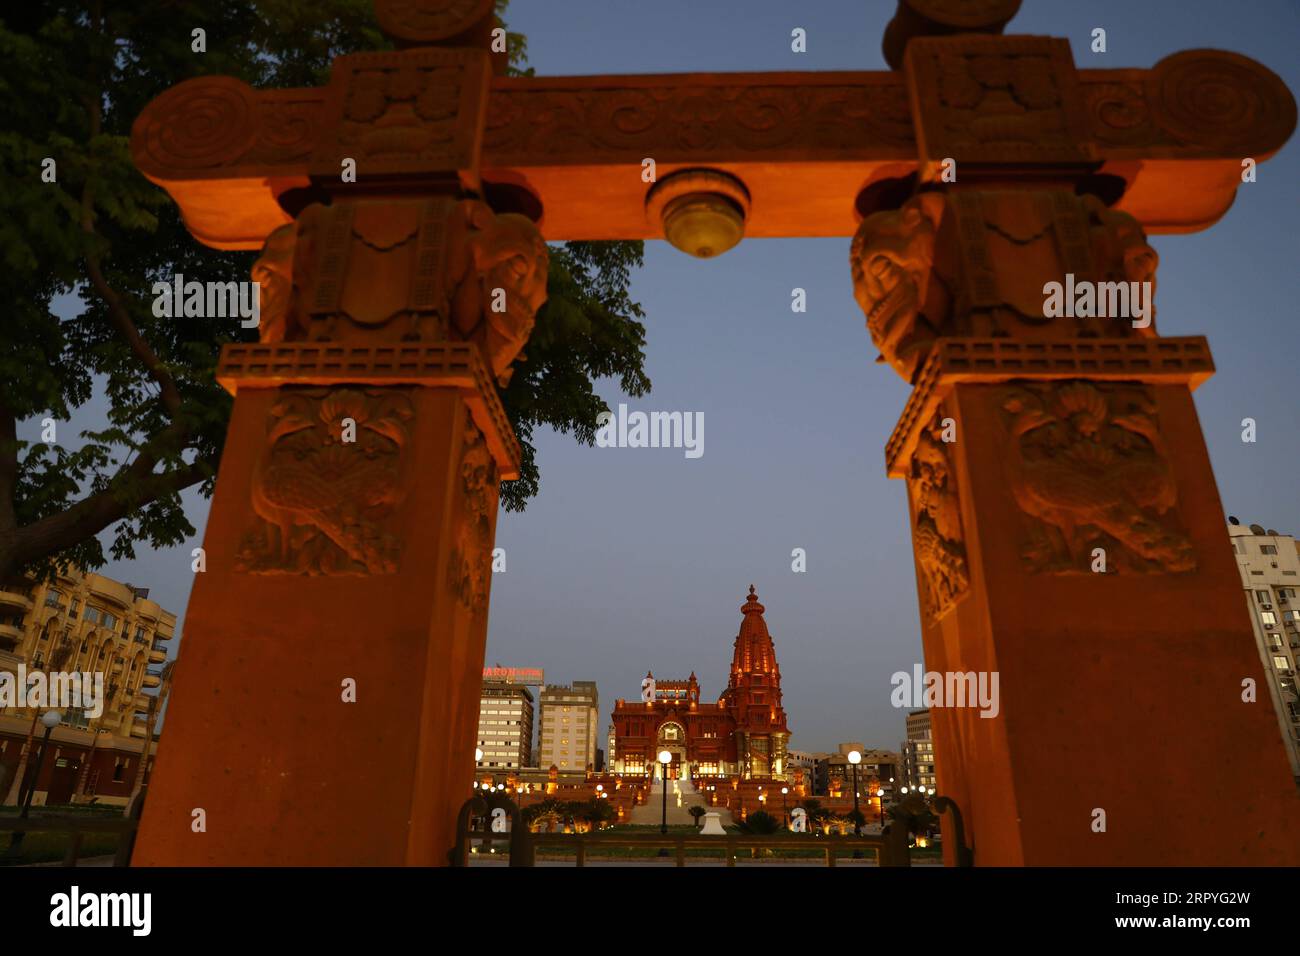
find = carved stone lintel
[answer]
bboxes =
[1000,381,1195,573]
[236,388,415,576]
[909,408,969,621]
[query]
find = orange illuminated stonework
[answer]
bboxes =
[610,586,790,781]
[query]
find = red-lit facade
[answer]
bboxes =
[610,586,790,780]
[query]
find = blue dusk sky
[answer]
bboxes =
[29,0,1300,754]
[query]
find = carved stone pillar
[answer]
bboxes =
[130,0,550,864]
[852,34,1300,865]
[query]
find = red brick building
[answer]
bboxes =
[610,586,790,780]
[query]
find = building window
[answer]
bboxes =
[1256,590,1271,604]
[1262,611,1278,626]
[1261,545,1279,555]
[1274,656,1292,672]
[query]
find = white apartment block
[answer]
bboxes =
[475,682,534,771]
[1229,518,1300,778]
[537,681,599,772]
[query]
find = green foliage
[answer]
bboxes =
[799,798,826,824]
[738,809,781,835]
[688,805,706,823]
[0,0,648,579]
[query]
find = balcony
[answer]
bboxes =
[0,623,23,649]
[0,589,33,613]
[147,648,167,664]
[86,575,134,609]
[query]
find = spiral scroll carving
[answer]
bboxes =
[1147,49,1297,153]
[374,0,494,44]
[135,76,259,170]
[1085,82,1156,146]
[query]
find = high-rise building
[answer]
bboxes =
[610,585,791,780]
[1228,518,1300,777]
[902,709,936,791]
[475,681,534,771]
[537,680,599,771]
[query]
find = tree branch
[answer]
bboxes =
[79,86,184,420]
[11,458,214,571]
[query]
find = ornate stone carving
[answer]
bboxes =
[906,36,1093,164]
[1085,195,1159,335]
[309,48,489,182]
[448,412,495,613]
[250,197,548,383]
[1000,382,1195,573]
[236,388,415,575]
[374,0,494,45]
[909,411,969,619]
[133,76,260,171]
[850,193,947,383]
[852,188,1165,384]
[483,80,915,161]
[1146,50,1298,154]
[1083,81,1164,148]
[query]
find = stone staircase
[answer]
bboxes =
[628,777,733,827]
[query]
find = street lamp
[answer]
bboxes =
[875,788,886,827]
[781,786,789,825]
[847,750,862,837]
[658,750,672,836]
[8,710,62,855]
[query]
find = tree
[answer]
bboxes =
[583,797,616,829]
[688,805,706,828]
[0,0,648,583]
[738,809,781,835]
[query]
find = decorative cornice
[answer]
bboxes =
[885,336,1214,478]
[216,341,521,479]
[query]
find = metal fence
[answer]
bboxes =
[451,795,913,867]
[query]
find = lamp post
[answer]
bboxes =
[7,709,62,855]
[658,750,671,836]
[781,786,789,825]
[847,750,862,836]
[875,788,886,827]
